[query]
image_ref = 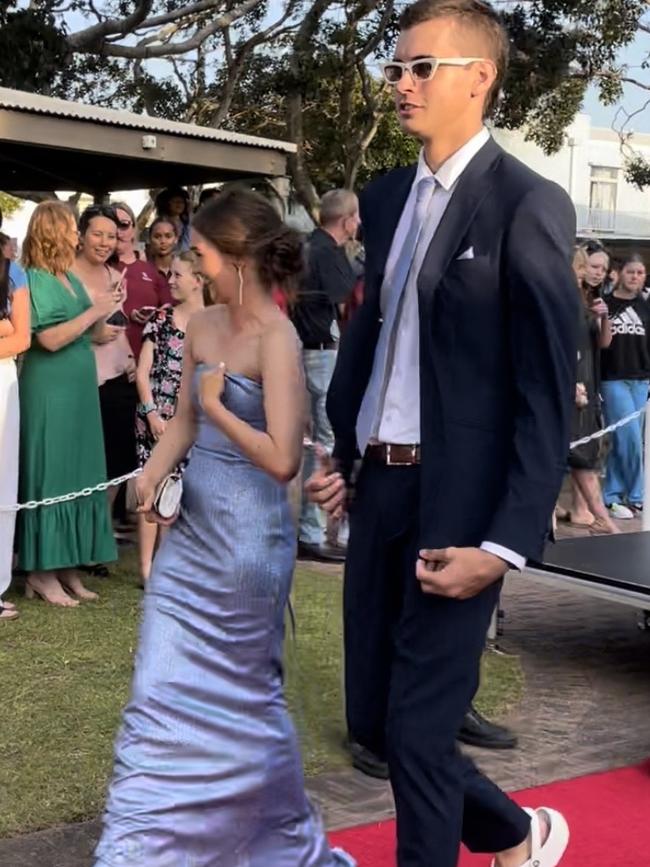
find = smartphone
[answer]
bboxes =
[111,268,128,296]
[106,310,128,327]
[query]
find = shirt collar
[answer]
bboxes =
[415,127,490,192]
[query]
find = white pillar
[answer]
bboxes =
[643,400,650,530]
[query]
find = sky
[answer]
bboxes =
[583,31,650,133]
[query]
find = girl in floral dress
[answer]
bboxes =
[135,251,204,583]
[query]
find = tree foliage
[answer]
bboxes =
[0,192,22,220]
[0,0,649,208]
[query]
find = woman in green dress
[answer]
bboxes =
[18,201,121,606]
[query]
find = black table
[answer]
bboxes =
[526,532,650,612]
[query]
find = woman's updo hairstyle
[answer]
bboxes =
[192,188,304,296]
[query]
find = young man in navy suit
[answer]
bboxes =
[307,1,579,865]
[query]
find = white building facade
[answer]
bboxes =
[493,114,650,248]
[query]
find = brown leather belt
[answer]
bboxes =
[365,443,421,466]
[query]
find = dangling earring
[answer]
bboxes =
[236,265,244,305]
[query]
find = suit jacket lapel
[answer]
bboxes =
[417,138,503,302]
[373,165,417,282]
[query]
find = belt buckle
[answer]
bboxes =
[385,444,416,466]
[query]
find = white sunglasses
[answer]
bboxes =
[382,56,488,85]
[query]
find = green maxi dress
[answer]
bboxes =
[17,269,117,572]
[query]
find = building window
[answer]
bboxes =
[588,166,618,232]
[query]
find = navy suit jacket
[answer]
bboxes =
[327,137,579,562]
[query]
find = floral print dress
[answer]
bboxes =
[135,306,186,467]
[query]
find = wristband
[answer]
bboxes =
[139,401,156,415]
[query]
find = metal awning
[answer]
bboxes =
[0,87,295,194]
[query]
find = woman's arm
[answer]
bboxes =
[598,315,612,349]
[200,319,305,483]
[136,339,155,405]
[0,319,14,337]
[591,298,612,349]
[0,288,30,358]
[140,318,198,486]
[36,306,101,352]
[37,280,119,353]
[136,339,166,438]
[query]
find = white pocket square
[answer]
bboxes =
[456,246,474,260]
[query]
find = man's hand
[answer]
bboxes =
[305,446,347,519]
[416,547,509,599]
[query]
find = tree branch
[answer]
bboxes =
[286,0,339,214]
[170,58,194,105]
[620,75,650,91]
[223,26,234,69]
[68,0,154,49]
[210,2,300,128]
[356,0,395,62]
[130,0,235,33]
[89,0,262,59]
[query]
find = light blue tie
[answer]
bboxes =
[356,176,437,453]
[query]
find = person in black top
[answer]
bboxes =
[601,253,650,516]
[291,189,359,562]
[559,247,618,534]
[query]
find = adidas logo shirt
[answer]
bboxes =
[601,294,650,381]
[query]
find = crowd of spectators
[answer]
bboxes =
[0,185,362,617]
[559,241,650,532]
[2,184,650,622]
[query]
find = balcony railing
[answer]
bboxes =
[575,204,650,239]
[586,207,616,232]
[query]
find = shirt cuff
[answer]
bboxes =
[480,542,526,572]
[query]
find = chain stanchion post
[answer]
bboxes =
[642,400,650,530]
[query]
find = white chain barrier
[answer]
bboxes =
[0,469,142,513]
[569,407,645,450]
[0,409,645,514]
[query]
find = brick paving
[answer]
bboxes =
[2,520,650,865]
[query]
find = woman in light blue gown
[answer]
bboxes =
[94,189,354,867]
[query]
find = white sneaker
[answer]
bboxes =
[608,503,635,519]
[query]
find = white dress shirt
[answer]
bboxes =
[366,127,525,570]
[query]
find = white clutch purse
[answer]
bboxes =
[153,473,183,520]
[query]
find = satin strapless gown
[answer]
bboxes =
[95,371,354,867]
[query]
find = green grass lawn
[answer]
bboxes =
[0,552,523,838]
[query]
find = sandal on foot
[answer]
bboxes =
[564,512,595,529]
[0,604,19,621]
[492,807,569,867]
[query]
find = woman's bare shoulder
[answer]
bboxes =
[260,314,301,360]
[187,304,226,333]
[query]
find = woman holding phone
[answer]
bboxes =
[111,202,172,359]
[73,205,137,522]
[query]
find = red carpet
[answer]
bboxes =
[329,760,650,865]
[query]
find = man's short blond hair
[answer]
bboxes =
[319,190,359,227]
